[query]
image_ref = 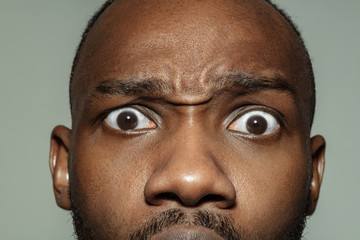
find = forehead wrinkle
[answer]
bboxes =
[170,73,212,99]
[167,61,226,99]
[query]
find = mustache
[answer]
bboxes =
[129,208,242,240]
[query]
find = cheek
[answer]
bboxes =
[69,131,154,235]
[227,135,310,232]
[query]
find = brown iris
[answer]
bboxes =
[246,115,268,134]
[116,111,138,130]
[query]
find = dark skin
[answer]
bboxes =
[50,0,325,239]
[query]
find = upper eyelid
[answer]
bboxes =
[226,105,286,127]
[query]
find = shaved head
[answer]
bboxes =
[50,1,325,240]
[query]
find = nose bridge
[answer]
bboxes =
[174,111,209,158]
[166,105,215,165]
[144,112,236,208]
[173,120,214,170]
[168,108,218,178]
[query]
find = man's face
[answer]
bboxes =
[50,0,325,239]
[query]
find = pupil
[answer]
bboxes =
[246,115,267,134]
[117,111,138,130]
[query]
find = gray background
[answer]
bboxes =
[0,0,359,239]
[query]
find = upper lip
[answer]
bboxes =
[149,226,224,240]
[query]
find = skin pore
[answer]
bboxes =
[49,0,325,239]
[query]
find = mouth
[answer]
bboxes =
[150,226,225,240]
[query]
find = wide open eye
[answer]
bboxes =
[227,110,279,135]
[104,107,156,131]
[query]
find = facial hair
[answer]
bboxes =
[129,208,241,240]
[71,204,307,240]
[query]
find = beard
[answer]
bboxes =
[71,203,308,240]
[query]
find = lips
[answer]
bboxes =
[150,226,224,240]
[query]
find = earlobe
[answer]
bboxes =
[307,135,326,215]
[50,125,72,210]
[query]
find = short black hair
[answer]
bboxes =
[69,0,315,126]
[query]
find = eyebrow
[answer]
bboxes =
[215,71,296,97]
[92,77,171,96]
[90,71,295,100]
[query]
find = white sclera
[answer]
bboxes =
[229,110,279,135]
[105,107,153,130]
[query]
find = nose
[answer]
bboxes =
[144,129,236,209]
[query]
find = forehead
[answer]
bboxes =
[72,0,307,115]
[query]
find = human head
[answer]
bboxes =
[50,0,325,239]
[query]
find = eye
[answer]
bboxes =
[104,107,157,131]
[227,110,279,135]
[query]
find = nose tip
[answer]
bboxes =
[144,163,236,209]
[144,115,236,209]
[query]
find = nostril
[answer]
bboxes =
[201,194,227,203]
[148,192,235,208]
[147,192,182,206]
[200,194,235,209]
[156,192,181,201]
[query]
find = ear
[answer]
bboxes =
[307,135,326,215]
[49,125,72,210]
